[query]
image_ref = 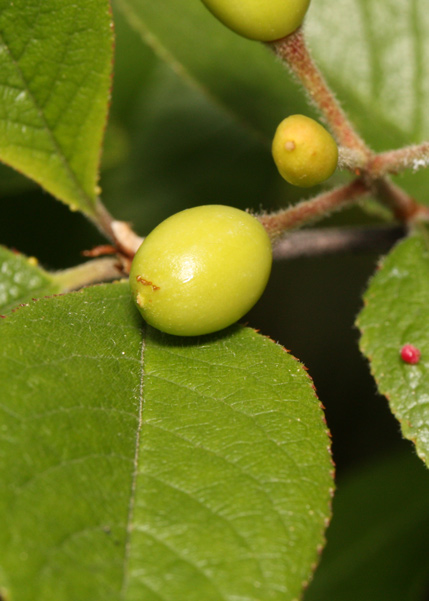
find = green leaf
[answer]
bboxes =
[0,245,60,314]
[0,0,113,215]
[113,0,310,142]
[306,0,429,200]
[357,228,429,466]
[0,282,333,601]
[305,451,429,601]
[307,0,429,147]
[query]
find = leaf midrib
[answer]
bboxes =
[120,330,146,597]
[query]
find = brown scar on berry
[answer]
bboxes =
[136,275,160,291]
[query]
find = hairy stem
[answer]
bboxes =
[268,28,371,161]
[259,178,369,241]
[368,142,429,177]
[373,179,422,222]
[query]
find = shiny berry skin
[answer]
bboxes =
[400,344,421,365]
[201,0,311,42]
[272,114,338,187]
[129,205,272,336]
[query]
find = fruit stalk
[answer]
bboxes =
[368,142,429,177]
[52,258,123,292]
[93,198,143,259]
[372,179,424,222]
[268,28,370,162]
[259,178,369,241]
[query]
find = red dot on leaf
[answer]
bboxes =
[400,344,421,365]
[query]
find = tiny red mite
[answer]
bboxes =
[400,344,421,365]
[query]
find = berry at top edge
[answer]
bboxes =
[129,205,273,336]
[201,0,311,42]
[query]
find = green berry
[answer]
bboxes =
[129,205,272,336]
[272,114,338,187]
[201,0,311,42]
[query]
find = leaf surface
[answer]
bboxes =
[308,0,429,146]
[0,0,113,215]
[357,228,429,466]
[0,245,60,314]
[0,282,333,601]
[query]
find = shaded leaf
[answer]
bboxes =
[0,0,113,215]
[306,0,429,199]
[0,245,60,314]
[357,228,429,466]
[305,450,429,601]
[0,282,333,601]
[114,0,310,142]
[307,0,429,147]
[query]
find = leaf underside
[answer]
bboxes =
[357,228,429,467]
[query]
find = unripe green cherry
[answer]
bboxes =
[201,0,311,42]
[129,205,272,336]
[272,114,338,187]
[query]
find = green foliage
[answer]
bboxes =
[306,0,429,148]
[1,0,429,599]
[0,283,333,600]
[0,0,113,215]
[357,228,429,466]
[0,246,60,314]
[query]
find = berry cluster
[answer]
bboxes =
[130,0,340,335]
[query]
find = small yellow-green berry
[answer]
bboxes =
[201,0,311,42]
[272,114,338,187]
[129,205,272,336]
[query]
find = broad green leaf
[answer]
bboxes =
[0,245,60,314]
[305,450,429,601]
[0,0,113,215]
[0,282,333,601]
[357,228,429,466]
[113,0,310,142]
